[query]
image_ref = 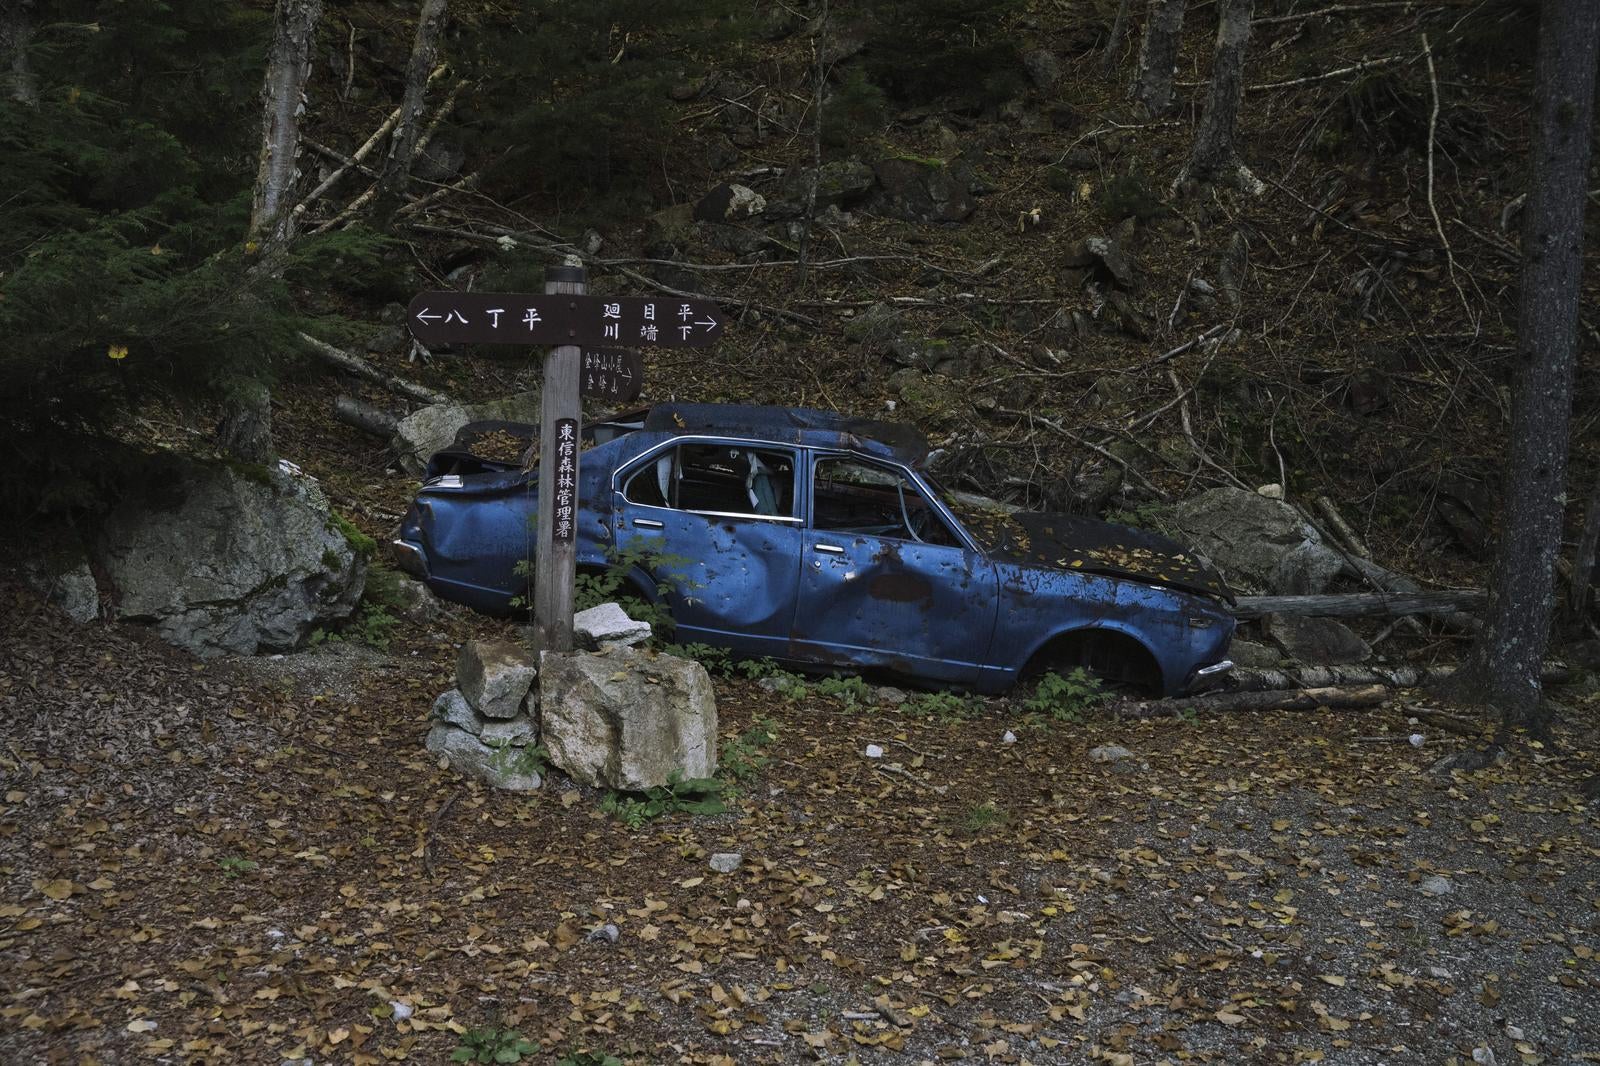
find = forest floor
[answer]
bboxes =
[3,583,1598,1066]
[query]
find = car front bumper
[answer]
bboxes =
[390,537,428,578]
[1185,658,1234,693]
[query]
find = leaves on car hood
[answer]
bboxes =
[952,506,1233,602]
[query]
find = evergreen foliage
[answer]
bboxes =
[0,2,309,517]
[856,0,1027,111]
[454,1,742,216]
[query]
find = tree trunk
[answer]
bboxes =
[796,0,828,290]
[1130,0,1187,116]
[216,381,275,465]
[376,0,449,219]
[249,0,323,252]
[1570,470,1600,618]
[1441,0,1599,735]
[1,0,37,106]
[1102,0,1134,78]
[1179,0,1257,190]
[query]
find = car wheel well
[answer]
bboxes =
[1023,628,1163,694]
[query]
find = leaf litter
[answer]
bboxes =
[1,584,1598,1065]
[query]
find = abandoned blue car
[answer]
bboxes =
[393,404,1236,695]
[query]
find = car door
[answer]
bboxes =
[613,439,802,658]
[792,453,998,684]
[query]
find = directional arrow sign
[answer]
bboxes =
[407,291,724,349]
[581,347,643,403]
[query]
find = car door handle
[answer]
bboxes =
[814,544,845,555]
[633,518,665,529]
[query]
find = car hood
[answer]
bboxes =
[952,506,1234,603]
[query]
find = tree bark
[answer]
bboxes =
[1177,0,1260,193]
[1441,0,1599,735]
[1131,0,1188,116]
[1,0,37,106]
[249,0,323,251]
[1102,0,1134,78]
[216,380,275,465]
[796,0,827,291]
[376,0,449,219]
[1570,470,1600,618]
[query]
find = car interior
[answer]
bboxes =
[625,444,796,518]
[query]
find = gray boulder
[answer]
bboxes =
[96,458,365,656]
[431,688,481,734]
[573,602,653,650]
[390,391,541,477]
[1264,614,1371,666]
[868,158,978,224]
[693,182,766,222]
[1163,487,1346,595]
[457,639,537,719]
[426,724,543,791]
[23,545,99,624]
[782,159,876,208]
[540,645,717,791]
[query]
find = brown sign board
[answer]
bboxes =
[582,348,643,403]
[406,290,724,349]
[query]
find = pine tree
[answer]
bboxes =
[0,2,300,514]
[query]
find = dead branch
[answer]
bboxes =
[1166,365,1249,489]
[1135,323,1229,370]
[1232,589,1487,619]
[332,394,400,437]
[422,790,459,877]
[992,406,1171,501]
[1246,54,1403,92]
[1254,2,1437,26]
[393,170,481,219]
[1121,684,1389,718]
[297,332,449,406]
[402,221,824,327]
[1314,496,1373,559]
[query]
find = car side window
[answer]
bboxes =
[623,444,795,518]
[811,458,960,548]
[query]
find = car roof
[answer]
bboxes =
[642,403,929,465]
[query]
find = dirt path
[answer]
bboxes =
[2,590,1597,1065]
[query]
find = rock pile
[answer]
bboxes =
[425,608,718,793]
[425,639,543,791]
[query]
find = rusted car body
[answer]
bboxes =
[394,404,1235,695]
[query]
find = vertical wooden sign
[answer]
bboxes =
[533,263,585,653]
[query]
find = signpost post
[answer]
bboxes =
[406,270,722,653]
[534,264,585,655]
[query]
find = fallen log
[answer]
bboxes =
[297,331,450,406]
[333,394,400,437]
[1227,662,1572,691]
[1232,589,1487,619]
[1121,684,1389,718]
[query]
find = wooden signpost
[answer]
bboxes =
[406,269,723,652]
